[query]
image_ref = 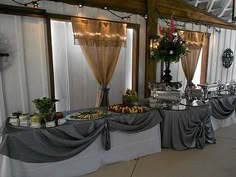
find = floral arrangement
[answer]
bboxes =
[32,97,59,122]
[122,89,138,104]
[150,20,188,63]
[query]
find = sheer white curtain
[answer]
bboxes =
[51,20,133,111]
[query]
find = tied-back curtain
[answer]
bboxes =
[180,31,205,86]
[71,17,127,107]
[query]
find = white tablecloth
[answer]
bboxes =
[0,124,161,177]
[211,111,236,131]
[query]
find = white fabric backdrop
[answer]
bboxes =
[0,14,49,127]
[157,19,236,85]
[211,111,236,131]
[51,20,134,111]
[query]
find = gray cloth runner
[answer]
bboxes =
[209,95,236,120]
[0,109,162,163]
[160,105,216,150]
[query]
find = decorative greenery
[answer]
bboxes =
[122,89,138,104]
[150,20,188,63]
[32,97,59,122]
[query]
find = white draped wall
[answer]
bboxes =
[51,20,133,111]
[157,19,236,89]
[0,14,49,126]
[0,1,146,125]
[1,0,236,124]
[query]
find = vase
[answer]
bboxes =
[162,61,172,83]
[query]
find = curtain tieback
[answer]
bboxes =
[100,85,110,94]
[187,80,195,87]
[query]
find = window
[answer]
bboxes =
[51,19,138,111]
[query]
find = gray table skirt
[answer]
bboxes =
[160,105,216,150]
[0,109,162,163]
[209,95,236,120]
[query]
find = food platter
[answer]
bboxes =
[108,104,149,113]
[65,110,109,121]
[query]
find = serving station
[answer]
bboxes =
[1,81,236,176]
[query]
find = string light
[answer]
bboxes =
[106,9,134,22]
[11,0,147,20]
[144,14,148,19]
[11,0,40,8]
[160,18,221,33]
[32,1,39,8]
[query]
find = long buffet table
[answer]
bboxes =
[1,95,235,177]
[0,109,162,177]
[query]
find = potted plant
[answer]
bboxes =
[32,97,59,127]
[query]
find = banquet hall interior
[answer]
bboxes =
[0,0,236,177]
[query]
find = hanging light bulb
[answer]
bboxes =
[78,4,83,8]
[144,14,148,19]
[32,1,39,8]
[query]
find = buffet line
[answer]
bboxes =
[5,80,236,129]
[148,80,236,109]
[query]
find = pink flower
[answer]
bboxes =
[169,19,175,41]
[159,26,163,35]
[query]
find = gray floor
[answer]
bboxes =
[82,124,236,177]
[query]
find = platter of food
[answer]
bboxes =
[108,104,148,113]
[65,110,108,121]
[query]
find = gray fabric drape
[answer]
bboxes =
[0,109,162,163]
[160,105,216,150]
[209,95,236,120]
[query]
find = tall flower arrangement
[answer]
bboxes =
[150,20,188,63]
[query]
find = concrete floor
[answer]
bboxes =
[82,124,236,177]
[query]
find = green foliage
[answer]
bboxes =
[150,33,188,63]
[122,89,138,103]
[32,97,59,122]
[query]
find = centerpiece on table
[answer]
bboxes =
[108,89,147,113]
[122,88,138,104]
[32,97,64,128]
[150,19,188,82]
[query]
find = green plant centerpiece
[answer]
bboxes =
[150,20,188,82]
[32,97,59,124]
[122,89,138,104]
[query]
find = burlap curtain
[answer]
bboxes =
[71,18,127,107]
[180,31,205,86]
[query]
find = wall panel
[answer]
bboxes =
[157,19,236,89]
[51,21,134,111]
[0,14,49,125]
